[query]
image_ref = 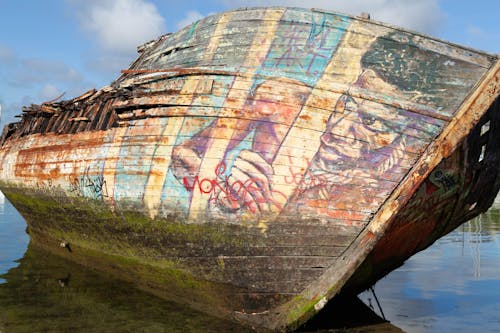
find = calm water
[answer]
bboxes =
[1,191,499,332]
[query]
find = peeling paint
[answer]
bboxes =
[0,6,498,332]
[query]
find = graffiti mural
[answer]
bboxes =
[170,77,311,218]
[1,7,491,228]
[103,8,487,225]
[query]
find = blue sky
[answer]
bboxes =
[0,0,498,127]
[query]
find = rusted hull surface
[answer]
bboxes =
[0,7,499,331]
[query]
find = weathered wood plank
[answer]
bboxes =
[1,6,497,332]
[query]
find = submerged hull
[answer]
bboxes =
[1,7,499,331]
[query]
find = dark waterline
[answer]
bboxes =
[1,192,499,332]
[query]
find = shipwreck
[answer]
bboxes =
[1,7,499,331]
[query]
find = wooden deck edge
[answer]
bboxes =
[233,59,500,331]
[311,7,497,65]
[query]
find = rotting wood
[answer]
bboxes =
[0,7,498,333]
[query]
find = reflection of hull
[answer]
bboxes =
[0,7,499,331]
[0,243,402,332]
[0,243,251,332]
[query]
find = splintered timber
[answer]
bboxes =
[0,7,499,332]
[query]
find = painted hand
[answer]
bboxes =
[215,149,284,215]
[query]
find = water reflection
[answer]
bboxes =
[357,205,500,333]
[0,191,29,284]
[0,239,401,333]
[0,243,252,333]
[0,194,499,332]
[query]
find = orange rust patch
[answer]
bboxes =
[14,133,107,179]
[359,231,376,247]
[440,141,453,158]
[49,166,61,178]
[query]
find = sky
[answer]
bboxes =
[0,0,499,128]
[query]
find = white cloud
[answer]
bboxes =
[0,101,27,127]
[0,49,93,126]
[176,11,206,30]
[66,0,166,85]
[76,0,166,54]
[219,0,445,34]
[21,59,83,83]
[0,47,87,94]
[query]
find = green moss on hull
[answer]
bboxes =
[285,296,321,331]
[0,183,257,320]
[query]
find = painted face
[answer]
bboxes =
[318,95,404,165]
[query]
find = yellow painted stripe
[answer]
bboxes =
[143,12,234,219]
[188,8,285,221]
[102,126,128,208]
[143,117,184,218]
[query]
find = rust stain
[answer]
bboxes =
[0,7,498,332]
[14,133,107,178]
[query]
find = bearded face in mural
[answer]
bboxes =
[316,69,407,175]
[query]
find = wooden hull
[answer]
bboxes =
[1,7,499,331]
